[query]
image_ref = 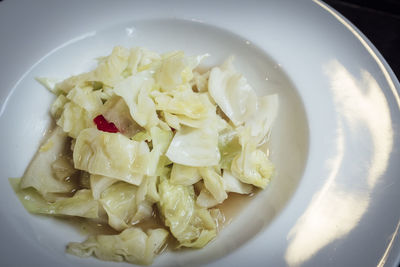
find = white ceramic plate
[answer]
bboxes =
[0,0,399,266]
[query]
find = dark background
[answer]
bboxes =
[325,0,400,80]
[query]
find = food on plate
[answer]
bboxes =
[10,46,279,265]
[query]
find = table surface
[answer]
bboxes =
[325,0,400,80]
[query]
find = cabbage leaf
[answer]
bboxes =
[101,95,142,138]
[245,94,279,145]
[99,181,138,231]
[231,128,274,189]
[73,128,149,185]
[158,178,216,248]
[56,101,94,138]
[11,178,99,219]
[222,170,253,194]
[55,46,130,93]
[90,174,118,200]
[166,125,220,167]
[67,227,168,266]
[208,57,257,126]
[170,164,201,186]
[20,127,76,197]
[199,167,227,204]
[155,51,206,92]
[114,72,159,130]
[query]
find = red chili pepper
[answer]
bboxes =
[93,115,119,133]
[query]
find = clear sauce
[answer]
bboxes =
[215,191,257,228]
[61,217,118,236]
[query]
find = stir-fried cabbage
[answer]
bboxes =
[158,177,217,248]
[170,163,201,186]
[67,227,169,266]
[90,174,118,200]
[166,125,220,167]
[114,72,160,130]
[101,95,141,138]
[208,57,258,126]
[11,46,279,265]
[19,127,77,198]
[231,128,275,189]
[99,181,138,231]
[73,128,149,185]
[11,178,99,218]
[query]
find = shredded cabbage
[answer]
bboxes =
[11,46,279,265]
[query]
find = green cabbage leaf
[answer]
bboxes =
[67,227,168,266]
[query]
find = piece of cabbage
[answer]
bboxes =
[137,175,160,204]
[170,164,201,186]
[92,46,130,86]
[55,85,103,139]
[131,201,153,225]
[66,86,103,115]
[159,92,224,131]
[199,167,227,204]
[179,207,217,248]
[11,178,99,218]
[90,174,118,200]
[231,129,274,189]
[244,94,279,145]
[73,128,149,185]
[35,77,62,94]
[208,57,257,126]
[20,127,76,197]
[222,170,253,194]
[55,46,130,93]
[145,126,173,176]
[99,181,138,231]
[152,90,210,120]
[114,72,160,130]
[162,112,201,130]
[123,47,150,77]
[51,155,76,181]
[57,101,94,138]
[154,155,172,178]
[124,47,162,76]
[196,185,220,209]
[196,170,252,208]
[131,175,160,224]
[155,51,207,92]
[166,125,220,167]
[67,227,169,266]
[218,127,242,170]
[158,178,216,248]
[50,94,68,119]
[101,95,142,138]
[192,70,210,92]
